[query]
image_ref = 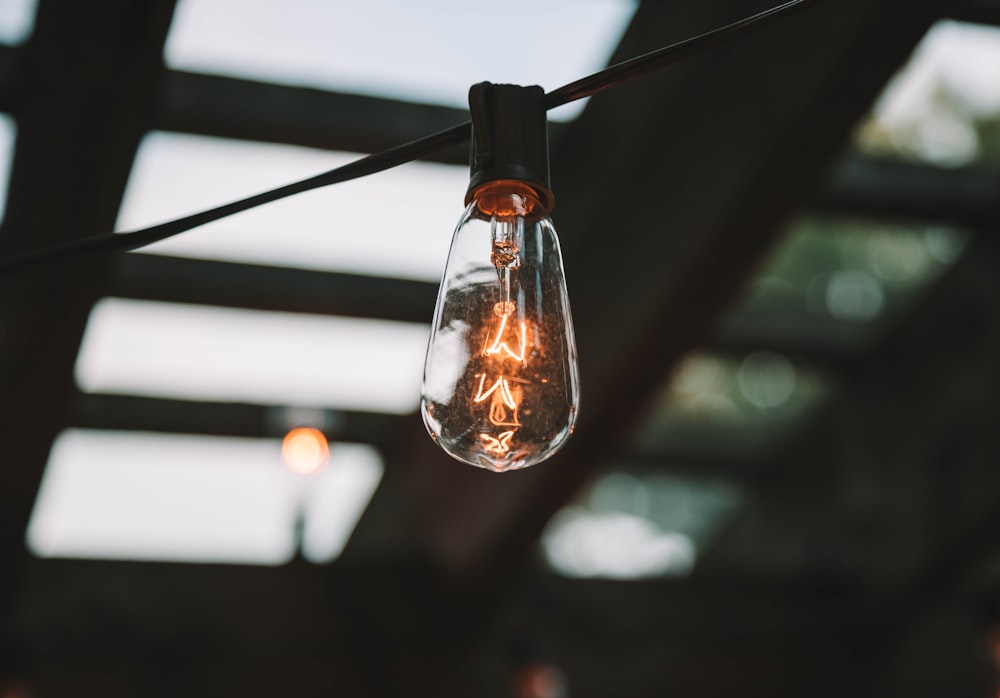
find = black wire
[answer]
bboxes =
[543,0,828,108]
[0,0,826,275]
[0,122,471,273]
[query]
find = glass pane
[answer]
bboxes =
[634,216,968,461]
[855,20,1000,166]
[0,113,15,223]
[27,429,383,565]
[0,0,35,45]
[76,298,429,414]
[300,445,383,563]
[634,351,828,458]
[164,0,637,120]
[543,471,741,579]
[720,215,970,352]
[117,131,466,282]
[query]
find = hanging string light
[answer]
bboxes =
[422,83,579,471]
[0,0,827,467]
[0,0,824,275]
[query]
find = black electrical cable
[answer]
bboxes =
[0,0,827,275]
[0,122,470,273]
[542,0,827,109]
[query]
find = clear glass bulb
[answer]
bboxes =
[422,181,580,472]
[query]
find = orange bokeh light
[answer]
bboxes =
[281,427,330,475]
[513,664,566,698]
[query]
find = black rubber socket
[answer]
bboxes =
[464,82,554,213]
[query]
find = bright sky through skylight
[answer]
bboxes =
[544,508,697,579]
[874,21,1000,126]
[0,114,15,224]
[165,0,637,121]
[0,0,35,44]
[76,298,428,413]
[299,448,384,563]
[859,20,1000,165]
[27,430,383,565]
[117,132,464,281]
[542,472,741,579]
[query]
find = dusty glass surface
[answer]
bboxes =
[422,185,579,472]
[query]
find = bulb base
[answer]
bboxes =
[465,82,554,214]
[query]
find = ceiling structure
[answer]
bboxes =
[3,0,1000,696]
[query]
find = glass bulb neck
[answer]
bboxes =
[466,174,554,215]
[469,180,547,220]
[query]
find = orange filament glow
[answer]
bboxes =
[474,374,517,409]
[474,373,523,427]
[488,392,519,427]
[473,250,535,461]
[480,430,515,455]
[483,313,527,362]
[472,180,539,218]
[281,427,329,474]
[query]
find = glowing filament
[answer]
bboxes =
[474,373,516,408]
[473,373,522,427]
[419,179,580,471]
[483,312,527,363]
[480,430,515,455]
[474,297,530,459]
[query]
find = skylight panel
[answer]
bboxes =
[855,20,1000,166]
[76,298,428,414]
[543,472,740,579]
[0,0,35,45]
[719,215,970,352]
[0,113,15,223]
[300,443,383,563]
[27,430,383,565]
[634,351,828,459]
[116,132,464,282]
[630,218,969,462]
[164,0,637,120]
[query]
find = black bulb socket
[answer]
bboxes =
[465,82,554,214]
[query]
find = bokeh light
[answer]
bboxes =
[281,427,330,475]
[738,351,797,409]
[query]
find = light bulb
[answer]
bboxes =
[421,180,579,472]
[422,82,580,472]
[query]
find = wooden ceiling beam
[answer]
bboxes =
[817,154,1000,226]
[0,44,16,113]
[155,71,471,164]
[949,0,1000,25]
[106,254,437,324]
[0,0,178,620]
[70,393,403,446]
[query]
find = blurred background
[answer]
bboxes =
[1,0,1000,696]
